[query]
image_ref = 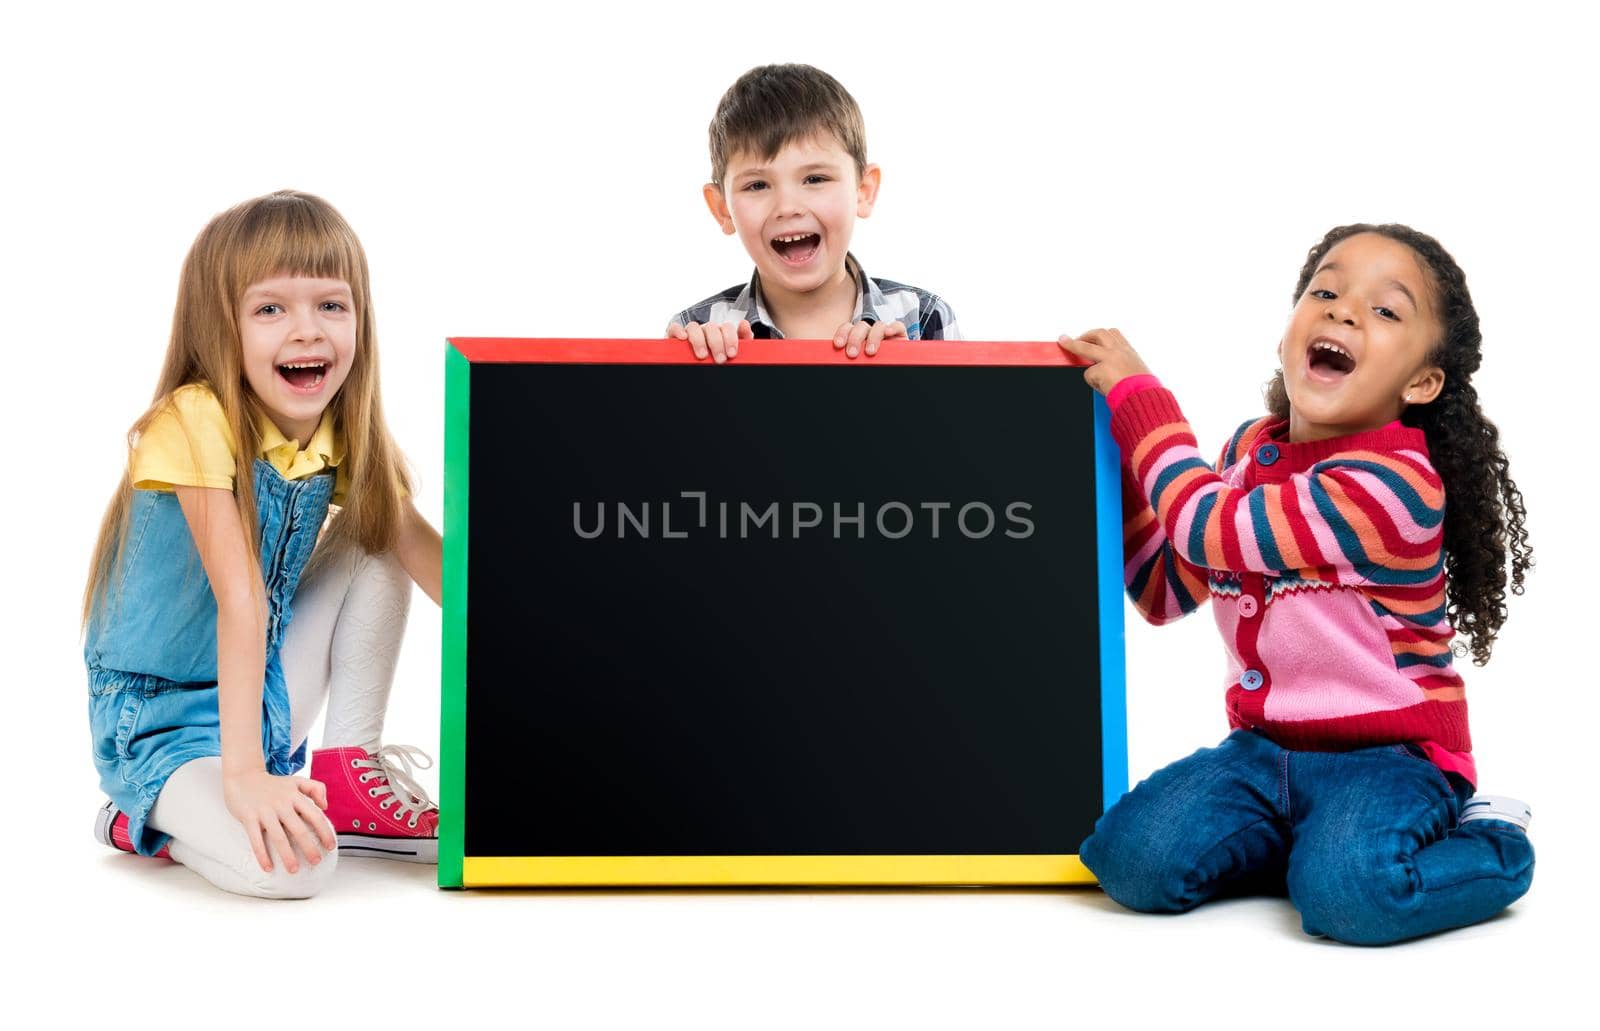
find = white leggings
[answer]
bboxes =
[146,540,412,899]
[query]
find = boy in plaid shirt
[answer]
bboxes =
[668,64,958,362]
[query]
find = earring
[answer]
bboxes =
[1403,393,1412,403]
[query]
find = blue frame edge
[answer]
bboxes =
[1093,393,1129,812]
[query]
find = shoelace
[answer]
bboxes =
[354,744,440,829]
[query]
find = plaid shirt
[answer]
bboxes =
[670,254,959,340]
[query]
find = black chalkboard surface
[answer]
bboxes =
[440,339,1126,888]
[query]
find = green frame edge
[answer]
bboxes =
[439,342,470,888]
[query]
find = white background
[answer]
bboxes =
[5,1,1595,1026]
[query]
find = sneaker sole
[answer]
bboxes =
[94,800,117,849]
[337,832,438,864]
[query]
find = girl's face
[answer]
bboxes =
[1278,233,1445,443]
[238,275,357,443]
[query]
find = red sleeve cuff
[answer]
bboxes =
[1106,374,1163,414]
[1109,384,1191,457]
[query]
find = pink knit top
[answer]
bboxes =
[1109,377,1474,785]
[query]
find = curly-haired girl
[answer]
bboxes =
[1059,223,1534,944]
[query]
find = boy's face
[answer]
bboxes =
[704,134,880,299]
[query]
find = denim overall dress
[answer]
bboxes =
[85,460,335,856]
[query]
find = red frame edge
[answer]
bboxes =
[447,337,1089,367]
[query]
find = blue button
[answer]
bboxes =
[1240,669,1265,691]
[1256,444,1280,466]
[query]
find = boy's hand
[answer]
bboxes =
[1058,328,1152,396]
[833,319,906,359]
[668,320,753,363]
[222,768,336,874]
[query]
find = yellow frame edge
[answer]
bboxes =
[463,854,1095,887]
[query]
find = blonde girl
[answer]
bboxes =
[85,190,442,898]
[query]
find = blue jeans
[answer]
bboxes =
[1081,729,1534,945]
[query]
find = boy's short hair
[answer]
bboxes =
[708,64,868,188]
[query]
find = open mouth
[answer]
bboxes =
[277,359,329,391]
[1306,339,1356,381]
[771,232,820,265]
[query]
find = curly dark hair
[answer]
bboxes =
[1264,223,1531,665]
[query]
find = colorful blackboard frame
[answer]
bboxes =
[440,338,1127,889]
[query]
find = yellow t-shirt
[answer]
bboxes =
[130,384,348,505]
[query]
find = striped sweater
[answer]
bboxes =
[1109,378,1474,785]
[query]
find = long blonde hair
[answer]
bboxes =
[84,190,411,623]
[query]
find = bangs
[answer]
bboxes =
[714,117,867,184]
[739,121,854,167]
[709,65,867,185]
[221,191,369,299]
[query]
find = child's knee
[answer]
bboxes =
[170,833,342,900]
[1082,804,1212,914]
[1084,745,1285,914]
[1288,824,1536,946]
[357,544,408,585]
[348,546,412,613]
[1288,851,1404,944]
[239,848,340,900]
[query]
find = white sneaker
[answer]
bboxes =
[1459,794,1532,832]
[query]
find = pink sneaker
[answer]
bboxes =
[312,745,439,864]
[94,799,172,860]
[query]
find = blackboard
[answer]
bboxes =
[440,338,1126,887]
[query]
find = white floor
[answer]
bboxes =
[21,804,1581,1029]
